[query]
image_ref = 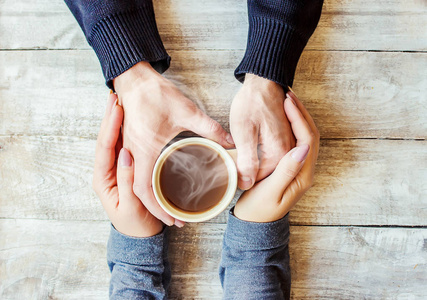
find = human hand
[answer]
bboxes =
[114,62,234,226]
[230,74,296,190]
[93,92,163,237]
[233,91,320,223]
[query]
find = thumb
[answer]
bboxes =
[116,148,139,209]
[186,110,234,148]
[260,144,310,196]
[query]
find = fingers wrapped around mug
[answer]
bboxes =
[93,92,164,238]
[234,94,320,223]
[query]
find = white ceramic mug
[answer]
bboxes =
[152,137,237,222]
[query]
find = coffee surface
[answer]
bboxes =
[160,144,229,212]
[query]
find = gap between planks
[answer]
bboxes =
[0,216,426,229]
[1,48,427,53]
[1,219,426,299]
[2,50,426,139]
[1,137,426,226]
[0,134,425,142]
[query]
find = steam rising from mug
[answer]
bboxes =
[159,144,229,212]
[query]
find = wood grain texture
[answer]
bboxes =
[1,0,426,51]
[2,0,427,298]
[1,220,426,299]
[0,1,87,50]
[0,219,110,299]
[1,136,426,226]
[1,50,426,139]
[155,0,427,51]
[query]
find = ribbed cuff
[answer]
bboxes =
[224,208,290,250]
[235,16,306,88]
[88,4,170,89]
[107,224,168,266]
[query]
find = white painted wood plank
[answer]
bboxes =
[1,50,426,139]
[1,0,426,51]
[293,139,427,226]
[288,225,427,299]
[0,1,88,50]
[1,137,426,226]
[1,220,426,299]
[155,0,427,51]
[0,219,110,299]
[307,1,427,51]
[0,50,106,138]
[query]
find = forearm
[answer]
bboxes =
[64,0,170,89]
[219,209,291,299]
[107,225,170,299]
[236,0,324,88]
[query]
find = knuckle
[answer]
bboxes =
[291,175,314,194]
[120,175,133,188]
[238,167,257,180]
[309,130,317,140]
[182,102,198,117]
[314,127,320,138]
[282,167,299,179]
[306,131,316,145]
[301,177,314,192]
[98,136,114,151]
[132,184,142,197]
[206,118,222,134]
[313,128,320,142]
[238,167,256,178]
[133,183,147,198]
[238,156,258,173]
[296,179,309,193]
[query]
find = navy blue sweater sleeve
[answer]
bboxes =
[219,210,291,299]
[236,0,324,88]
[64,0,170,89]
[107,225,170,299]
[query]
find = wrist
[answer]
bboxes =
[243,73,281,90]
[113,61,161,97]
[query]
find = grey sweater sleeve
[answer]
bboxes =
[106,210,290,299]
[219,209,291,300]
[107,225,170,300]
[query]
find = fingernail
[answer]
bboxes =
[119,148,132,167]
[287,86,297,97]
[175,220,185,228]
[241,176,253,188]
[111,99,118,113]
[226,133,234,145]
[240,176,253,190]
[291,145,310,162]
[286,86,298,105]
[242,176,251,182]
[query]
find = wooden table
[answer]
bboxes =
[1,0,426,298]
